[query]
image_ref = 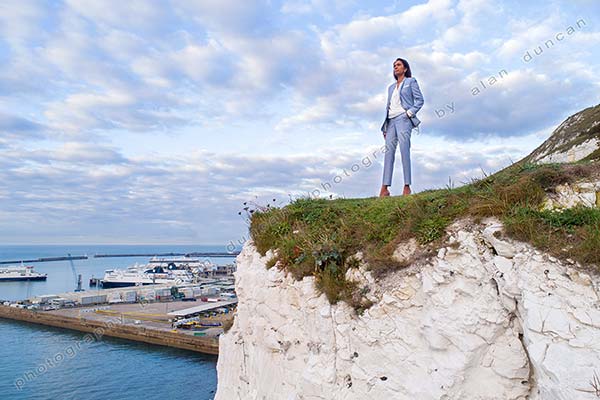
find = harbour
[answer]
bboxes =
[0,244,233,399]
[0,275,237,355]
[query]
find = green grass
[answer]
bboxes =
[249,161,600,312]
[582,148,600,162]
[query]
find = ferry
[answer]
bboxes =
[100,262,196,288]
[99,257,236,288]
[0,266,47,282]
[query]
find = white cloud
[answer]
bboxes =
[0,112,45,140]
[497,17,559,59]
[320,0,454,52]
[276,98,338,130]
[171,41,232,85]
[281,0,313,14]
[0,0,49,45]
[174,0,276,36]
[64,0,169,33]
[432,0,500,49]
[52,142,126,164]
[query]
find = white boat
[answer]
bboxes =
[0,265,47,282]
[148,256,212,271]
[99,257,235,288]
[100,262,195,288]
[149,256,237,277]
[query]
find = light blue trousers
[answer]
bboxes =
[382,114,412,186]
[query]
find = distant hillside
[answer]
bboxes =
[526,103,600,164]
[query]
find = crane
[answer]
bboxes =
[67,253,84,292]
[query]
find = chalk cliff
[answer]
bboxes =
[216,222,599,399]
[215,105,600,400]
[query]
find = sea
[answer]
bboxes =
[0,244,238,400]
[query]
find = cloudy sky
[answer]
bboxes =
[1,0,599,246]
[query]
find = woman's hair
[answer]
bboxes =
[393,58,412,79]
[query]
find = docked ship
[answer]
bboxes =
[99,257,236,288]
[100,261,196,288]
[0,265,47,281]
[148,256,237,277]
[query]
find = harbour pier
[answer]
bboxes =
[0,305,221,354]
[0,251,240,265]
[93,251,240,258]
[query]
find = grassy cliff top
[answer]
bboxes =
[249,161,600,312]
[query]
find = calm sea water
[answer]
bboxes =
[0,245,238,400]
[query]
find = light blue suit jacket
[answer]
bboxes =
[381,77,424,132]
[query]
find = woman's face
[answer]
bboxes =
[393,60,405,78]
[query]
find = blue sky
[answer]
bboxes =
[1,0,599,246]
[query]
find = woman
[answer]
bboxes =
[380,58,424,197]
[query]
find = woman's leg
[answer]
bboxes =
[382,121,399,189]
[397,118,412,190]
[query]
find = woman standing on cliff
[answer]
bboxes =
[380,58,424,197]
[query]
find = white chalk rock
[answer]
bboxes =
[216,219,600,400]
[543,180,600,210]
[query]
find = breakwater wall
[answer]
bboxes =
[94,252,239,258]
[0,255,88,265]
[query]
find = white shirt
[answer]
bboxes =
[388,81,406,119]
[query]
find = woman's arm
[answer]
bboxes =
[407,79,424,116]
[381,84,392,133]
